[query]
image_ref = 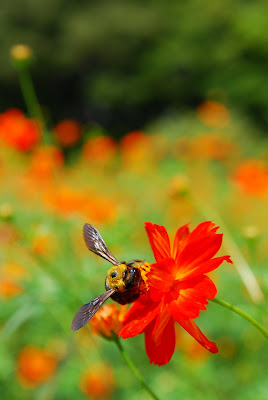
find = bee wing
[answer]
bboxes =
[71,289,115,331]
[83,223,119,265]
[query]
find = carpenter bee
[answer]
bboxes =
[71,224,145,331]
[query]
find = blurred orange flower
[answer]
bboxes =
[44,185,117,223]
[28,145,64,180]
[120,130,153,169]
[31,230,57,257]
[90,304,126,339]
[80,363,115,399]
[0,108,41,152]
[17,345,58,388]
[232,159,268,196]
[54,119,82,147]
[2,262,27,280]
[83,135,117,165]
[197,101,230,129]
[0,280,23,299]
[0,262,28,299]
[0,223,19,245]
[168,174,190,198]
[190,132,236,161]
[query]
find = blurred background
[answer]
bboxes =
[2,0,268,135]
[0,1,268,399]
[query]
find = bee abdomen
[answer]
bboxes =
[111,290,140,305]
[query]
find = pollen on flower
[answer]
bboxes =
[137,261,151,291]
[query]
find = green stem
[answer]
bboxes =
[114,337,160,400]
[17,68,45,127]
[211,298,268,339]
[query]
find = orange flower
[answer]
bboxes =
[2,262,27,280]
[44,185,117,223]
[190,133,236,161]
[28,145,64,180]
[0,262,28,299]
[120,130,153,169]
[0,280,23,299]
[197,101,230,129]
[90,304,126,339]
[168,174,190,198]
[83,135,117,164]
[119,221,232,365]
[0,108,41,151]
[31,230,57,257]
[0,223,19,245]
[80,363,114,399]
[232,159,268,196]
[54,119,82,147]
[17,345,57,388]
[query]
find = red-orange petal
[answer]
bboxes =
[176,234,223,280]
[145,316,176,365]
[167,275,217,320]
[172,224,190,262]
[145,222,171,262]
[178,319,218,353]
[119,298,159,339]
[180,255,232,281]
[147,258,177,301]
[188,221,219,242]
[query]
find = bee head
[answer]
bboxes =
[105,264,127,292]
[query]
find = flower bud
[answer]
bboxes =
[10,44,33,70]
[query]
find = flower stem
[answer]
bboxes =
[17,68,45,126]
[211,298,268,339]
[114,337,160,400]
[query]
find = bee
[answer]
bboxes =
[71,223,145,331]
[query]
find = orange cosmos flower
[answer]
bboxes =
[28,145,64,180]
[232,159,268,196]
[54,119,82,147]
[17,345,57,388]
[0,108,41,152]
[120,130,153,169]
[119,221,232,366]
[197,101,230,129]
[190,133,236,161]
[90,304,126,339]
[0,262,28,299]
[44,185,117,223]
[80,363,114,399]
[83,135,117,165]
[0,279,23,299]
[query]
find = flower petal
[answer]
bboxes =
[145,316,176,365]
[172,224,190,262]
[147,258,177,301]
[176,233,223,280]
[119,297,160,338]
[188,221,219,242]
[178,319,218,353]
[167,275,217,320]
[145,222,171,262]
[180,255,232,281]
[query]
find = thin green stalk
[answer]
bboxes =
[114,337,160,400]
[17,68,45,126]
[211,298,268,339]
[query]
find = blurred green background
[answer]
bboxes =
[1,0,268,135]
[0,1,268,400]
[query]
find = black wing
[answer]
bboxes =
[83,223,119,265]
[71,289,115,331]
